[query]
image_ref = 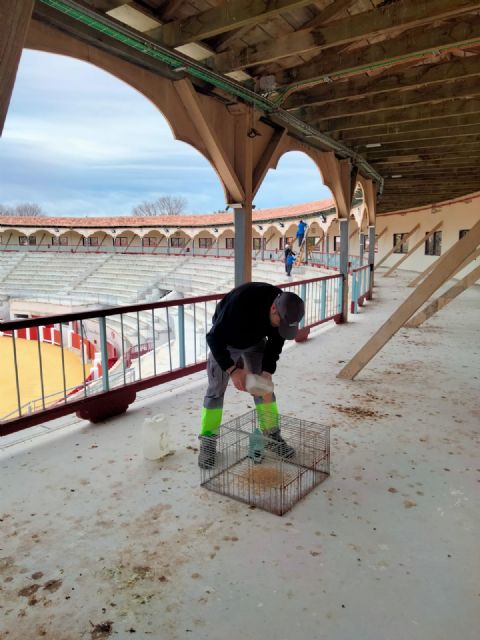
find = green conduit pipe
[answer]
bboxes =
[37,0,383,190]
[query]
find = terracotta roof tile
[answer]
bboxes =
[0,199,335,228]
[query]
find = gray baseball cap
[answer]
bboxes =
[275,291,305,340]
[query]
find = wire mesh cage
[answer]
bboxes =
[200,410,330,515]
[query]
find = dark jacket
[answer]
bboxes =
[206,282,285,374]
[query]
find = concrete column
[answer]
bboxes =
[0,0,35,135]
[359,233,365,265]
[339,219,350,322]
[367,224,376,299]
[234,204,252,286]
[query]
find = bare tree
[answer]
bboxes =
[132,195,188,216]
[0,202,46,217]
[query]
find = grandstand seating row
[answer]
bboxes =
[0,252,326,346]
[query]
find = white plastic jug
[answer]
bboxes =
[142,414,171,460]
[245,373,274,396]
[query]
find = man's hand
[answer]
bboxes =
[228,366,247,391]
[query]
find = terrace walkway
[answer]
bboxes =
[1,269,478,640]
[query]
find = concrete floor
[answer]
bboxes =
[1,269,479,640]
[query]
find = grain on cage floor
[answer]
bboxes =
[239,466,286,489]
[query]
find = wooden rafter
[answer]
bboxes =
[174,79,244,203]
[252,128,287,198]
[318,98,480,133]
[337,113,480,141]
[149,0,315,48]
[274,16,480,89]
[213,0,480,72]
[284,55,480,110]
[304,76,480,122]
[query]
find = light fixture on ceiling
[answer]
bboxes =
[365,143,382,148]
[321,215,327,223]
[391,174,403,178]
[279,222,285,228]
[174,65,187,73]
[226,203,243,209]
[258,225,263,231]
[214,228,218,233]
[247,128,261,139]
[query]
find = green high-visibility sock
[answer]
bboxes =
[256,401,279,432]
[200,406,223,436]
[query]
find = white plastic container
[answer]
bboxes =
[142,414,172,460]
[245,373,274,396]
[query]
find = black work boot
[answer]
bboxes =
[265,428,295,459]
[198,435,217,469]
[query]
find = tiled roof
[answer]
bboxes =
[0,199,335,228]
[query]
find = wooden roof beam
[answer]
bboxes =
[346,125,480,147]
[148,0,315,48]
[212,0,480,72]
[303,76,480,121]
[273,16,480,90]
[316,98,480,132]
[284,55,480,111]
[337,113,480,140]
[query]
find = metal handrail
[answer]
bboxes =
[0,274,343,435]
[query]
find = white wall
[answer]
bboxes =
[376,194,480,279]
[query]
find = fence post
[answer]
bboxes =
[320,279,327,320]
[99,317,110,392]
[367,225,376,299]
[339,219,349,322]
[178,305,186,368]
[300,282,307,328]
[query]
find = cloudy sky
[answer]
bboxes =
[0,50,332,217]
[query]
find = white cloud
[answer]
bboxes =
[0,50,330,216]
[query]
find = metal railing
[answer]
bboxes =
[350,265,371,314]
[0,274,342,435]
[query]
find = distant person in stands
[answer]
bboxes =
[286,251,295,277]
[296,220,308,247]
[198,282,305,469]
[284,243,294,273]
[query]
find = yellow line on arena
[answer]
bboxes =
[0,336,91,419]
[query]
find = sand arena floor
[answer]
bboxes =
[0,336,90,418]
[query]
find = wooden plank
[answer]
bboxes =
[174,79,244,204]
[405,261,480,327]
[305,76,480,121]
[214,0,480,72]
[284,55,480,110]
[376,224,420,269]
[152,0,314,48]
[274,16,480,88]
[383,222,443,277]
[337,217,480,380]
[0,0,35,136]
[408,245,480,287]
[316,97,480,133]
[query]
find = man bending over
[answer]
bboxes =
[198,282,305,468]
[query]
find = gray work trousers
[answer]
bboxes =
[203,340,276,410]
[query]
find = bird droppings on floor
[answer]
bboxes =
[0,270,479,640]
